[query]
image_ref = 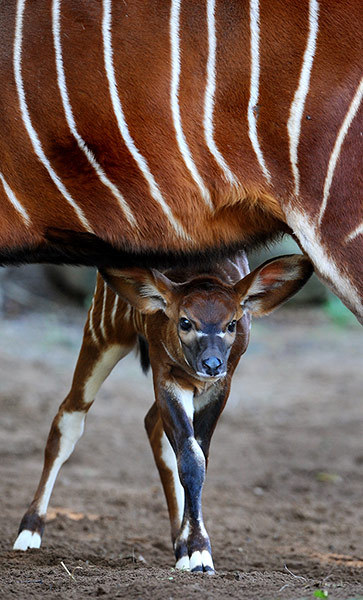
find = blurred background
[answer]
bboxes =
[1,237,362,593]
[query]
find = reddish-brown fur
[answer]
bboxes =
[0,1,361,318]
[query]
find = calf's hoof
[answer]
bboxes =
[175,549,215,574]
[13,530,42,551]
[13,512,45,551]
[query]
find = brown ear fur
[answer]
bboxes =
[234,255,313,316]
[100,267,177,314]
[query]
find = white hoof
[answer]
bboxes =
[175,555,190,571]
[13,530,41,551]
[175,550,214,573]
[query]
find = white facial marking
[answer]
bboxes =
[83,344,126,404]
[216,330,226,338]
[248,0,271,183]
[196,371,226,380]
[0,172,31,225]
[52,0,137,228]
[37,411,86,516]
[14,0,93,232]
[102,0,188,240]
[160,432,184,527]
[13,530,41,551]
[204,0,237,185]
[170,0,213,209]
[195,331,208,338]
[319,77,363,225]
[287,0,319,196]
[175,555,190,571]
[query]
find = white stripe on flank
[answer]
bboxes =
[170,0,213,209]
[319,77,363,226]
[247,0,271,184]
[346,221,363,243]
[285,207,363,318]
[287,0,319,197]
[0,172,31,225]
[100,281,108,340]
[102,0,188,239]
[52,0,137,229]
[14,0,93,232]
[204,0,237,186]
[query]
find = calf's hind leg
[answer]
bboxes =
[13,283,136,550]
[145,403,185,544]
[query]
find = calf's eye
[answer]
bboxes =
[227,320,236,333]
[179,318,192,332]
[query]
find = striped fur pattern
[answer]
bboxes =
[0,1,361,319]
[12,253,313,571]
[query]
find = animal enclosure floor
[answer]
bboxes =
[0,278,362,599]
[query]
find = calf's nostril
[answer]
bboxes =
[202,356,222,375]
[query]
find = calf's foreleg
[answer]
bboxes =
[154,380,226,573]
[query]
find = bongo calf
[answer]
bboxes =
[13,253,312,572]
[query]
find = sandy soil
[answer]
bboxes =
[0,267,362,599]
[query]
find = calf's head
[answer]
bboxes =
[102,255,313,380]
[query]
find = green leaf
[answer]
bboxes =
[314,591,328,599]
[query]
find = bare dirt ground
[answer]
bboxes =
[0,267,362,600]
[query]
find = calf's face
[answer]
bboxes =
[175,285,244,379]
[102,254,313,380]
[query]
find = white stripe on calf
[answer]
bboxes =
[0,172,31,225]
[83,344,126,405]
[287,0,319,196]
[37,411,86,516]
[204,0,237,186]
[100,281,108,341]
[248,0,272,183]
[319,77,363,226]
[111,293,119,329]
[170,0,213,209]
[102,0,188,240]
[88,295,99,346]
[52,0,137,229]
[14,0,93,232]
[166,383,195,421]
[160,432,184,528]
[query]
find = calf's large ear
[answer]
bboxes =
[234,255,313,317]
[100,268,177,314]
